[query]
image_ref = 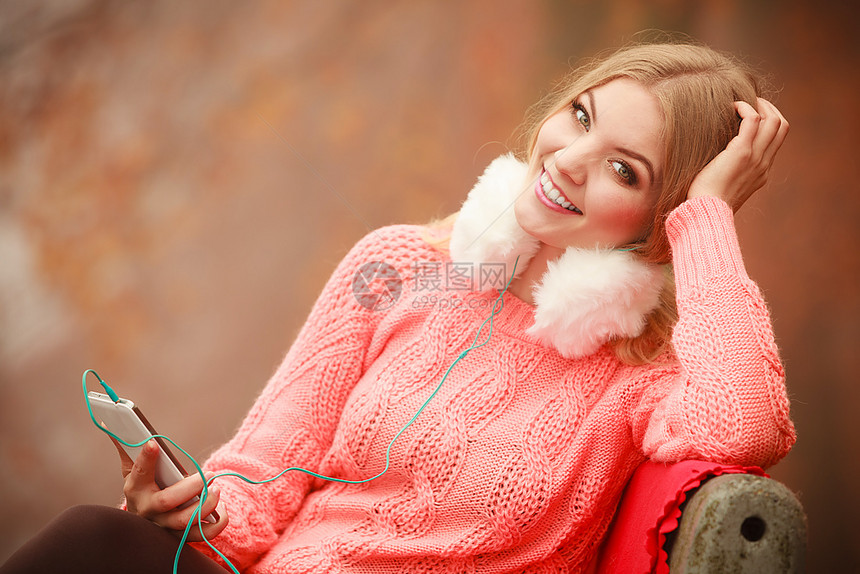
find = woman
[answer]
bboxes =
[1,39,794,573]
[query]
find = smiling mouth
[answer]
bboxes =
[537,170,582,214]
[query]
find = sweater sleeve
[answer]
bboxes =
[193,226,413,569]
[637,196,796,468]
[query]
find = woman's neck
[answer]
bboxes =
[507,242,564,306]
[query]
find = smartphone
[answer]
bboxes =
[88,391,218,522]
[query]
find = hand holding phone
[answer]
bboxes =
[88,391,222,528]
[121,439,227,540]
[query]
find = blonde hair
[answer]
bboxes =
[435,38,767,364]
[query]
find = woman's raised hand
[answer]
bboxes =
[687,97,789,211]
[113,438,229,542]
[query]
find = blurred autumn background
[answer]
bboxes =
[1,0,857,570]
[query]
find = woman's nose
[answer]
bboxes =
[553,138,589,186]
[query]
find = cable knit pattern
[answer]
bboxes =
[195,196,795,573]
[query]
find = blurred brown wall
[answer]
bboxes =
[1,0,857,569]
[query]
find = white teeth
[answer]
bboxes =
[541,170,581,214]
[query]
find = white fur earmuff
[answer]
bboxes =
[449,154,664,359]
[448,154,539,276]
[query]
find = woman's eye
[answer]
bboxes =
[611,160,636,184]
[572,102,590,131]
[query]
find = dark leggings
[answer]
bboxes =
[0,505,228,574]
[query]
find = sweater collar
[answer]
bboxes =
[449,154,663,359]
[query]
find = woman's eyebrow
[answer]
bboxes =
[586,90,657,185]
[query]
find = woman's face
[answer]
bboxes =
[515,78,665,250]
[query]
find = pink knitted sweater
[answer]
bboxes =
[197,197,795,573]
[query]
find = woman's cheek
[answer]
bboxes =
[592,194,649,239]
[616,201,653,239]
